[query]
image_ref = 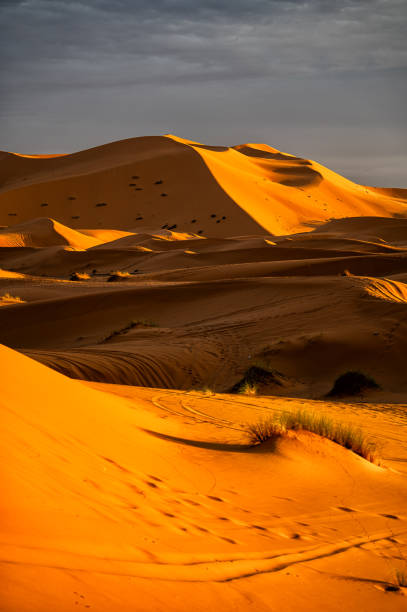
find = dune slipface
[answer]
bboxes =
[0,136,406,611]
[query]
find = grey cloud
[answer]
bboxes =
[0,0,406,185]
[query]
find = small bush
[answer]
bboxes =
[70,272,90,281]
[238,381,258,396]
[327,371,379,397]
[195,386,215,396]
[247,419,283,443]
[107,271,131,282]
[247,409,378,463]
[0,293,24,305]
[230,365,284,394]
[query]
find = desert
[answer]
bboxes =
[0,133,406,610]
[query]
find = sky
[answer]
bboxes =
[0,0,406,186]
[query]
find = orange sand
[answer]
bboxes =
[0,135,406,611]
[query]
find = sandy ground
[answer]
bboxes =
[0,135,406,610]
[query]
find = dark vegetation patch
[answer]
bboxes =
[70,272,90,281]
[136,216,143,220]
[8,213,17,216]
[160,193,168,197]
[96,202,107,207]
[327,371,380,398]
[230,365,285,394]
[67,196,76,200]
[154,180,163,184]
[191,219,197,223]
[102,319,158,343]
[40,203,48,207]
[107,271,131,282]
[71,215,80,219]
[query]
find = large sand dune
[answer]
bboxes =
[1,136,406,610]
[1,135,406,235]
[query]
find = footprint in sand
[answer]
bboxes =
[380,513,399,520]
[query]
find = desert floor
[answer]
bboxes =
[0,136,406,610]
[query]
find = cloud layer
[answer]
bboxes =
[1,0,406,185]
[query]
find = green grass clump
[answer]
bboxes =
[247,409,378,463]
[327,371,379,397]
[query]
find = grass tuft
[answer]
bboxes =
[395,569,407,587]
[230,364,285,394]
[238,381,258,396]
[247,409,378,463]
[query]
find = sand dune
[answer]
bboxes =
[0,217,101,249]
[1,135,406,235]
[1,345,406,611]
[1,135,407,610]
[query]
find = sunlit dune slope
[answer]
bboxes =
[0,217,101,249]
[1,344,406,611]
[1,135,406,235]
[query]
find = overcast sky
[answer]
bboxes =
[1,0,406,186]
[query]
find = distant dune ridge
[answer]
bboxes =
[1,135,407,611]
[0,134,406,236]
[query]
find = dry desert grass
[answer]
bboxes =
[247,409,378,463]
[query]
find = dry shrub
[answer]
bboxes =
[247,409,378,463]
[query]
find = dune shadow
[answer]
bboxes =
[141,428,254,453]
[276,166,323,188]
[233,145,301,161]
[192,144,229,153]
